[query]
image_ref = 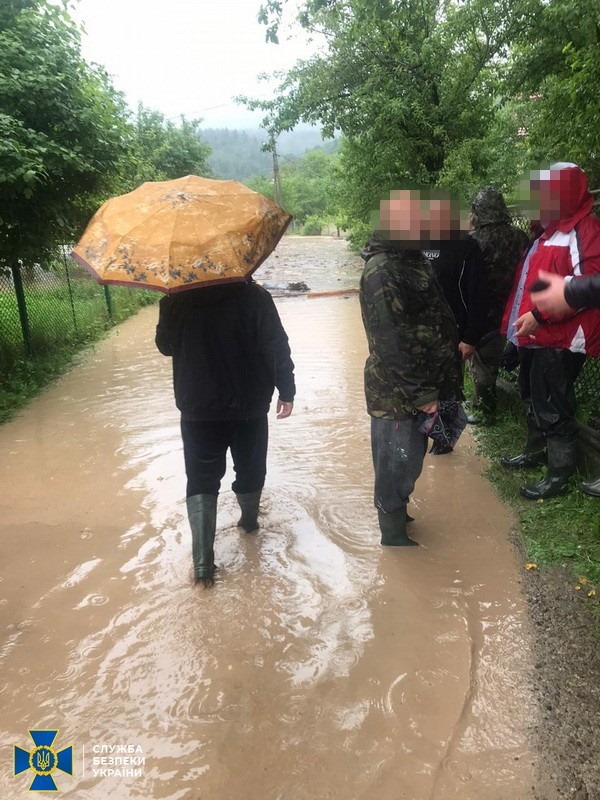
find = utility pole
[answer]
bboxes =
[269,130,284,209]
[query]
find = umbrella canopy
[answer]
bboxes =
[71,175,292,293]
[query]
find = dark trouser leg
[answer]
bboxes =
[231,417,268,532]
[469,334,505,421]
[181,420,230,497]
[180,421,231,586]
[371,416,427,546]
[520,348,585,500]
[529,348,585,445]
[501,348,547,468]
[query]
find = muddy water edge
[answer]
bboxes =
[1,240,537,799]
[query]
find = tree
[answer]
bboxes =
[509,0,600,186]
[128,106,212,187]
[252,0,538,233]
[0,0,131,267]
[248,146,339,227]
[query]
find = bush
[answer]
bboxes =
[301,215,324,236]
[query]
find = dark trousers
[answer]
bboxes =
[371,417,428,514]
[181,417,268,498]
[518,348,586,445]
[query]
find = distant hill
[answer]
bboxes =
[200,127,339,181]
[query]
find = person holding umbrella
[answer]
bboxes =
[155,281,295,587]
[72,175,296,587]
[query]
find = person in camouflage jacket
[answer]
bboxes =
[360,214,463,548]
[468,187,529,421]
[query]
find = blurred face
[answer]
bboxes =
[530,178,562,223]
[378,191,425,242]
[526,168,572,223]
[427,198,461,239]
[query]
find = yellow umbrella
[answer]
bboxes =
[71,175,292,293]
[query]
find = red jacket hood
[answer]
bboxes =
[544,164,594,235]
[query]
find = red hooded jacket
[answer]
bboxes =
[501,165,600,356]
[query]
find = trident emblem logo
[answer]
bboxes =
[36,750,51,772]
[13,730,73,791]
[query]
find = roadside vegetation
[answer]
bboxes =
[471,386,600,626]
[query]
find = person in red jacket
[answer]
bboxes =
[500,163,600,499]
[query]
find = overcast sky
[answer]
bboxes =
[74,0,316,129]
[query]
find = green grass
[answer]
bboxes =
[0,278,157,424]
[472,386,600,623]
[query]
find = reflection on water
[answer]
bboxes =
[0,295,534,799]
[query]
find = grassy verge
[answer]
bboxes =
[472,386,600,625]
[0,279,157,424]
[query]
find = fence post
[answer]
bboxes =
[11,263,33,357]
[104,285,114,322]
[62,251,79,338]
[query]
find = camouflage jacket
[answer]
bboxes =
[359,236,463,420]
[470,188,530,332]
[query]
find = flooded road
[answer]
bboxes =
[0,245,535,799]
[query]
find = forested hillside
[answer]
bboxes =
[201,126,338,181]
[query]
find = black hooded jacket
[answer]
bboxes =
[423,233,489,346]
[155,282,295,421]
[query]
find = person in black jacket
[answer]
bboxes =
[422,195,489,452]
[156,281,295,587]
[424,196,489,360]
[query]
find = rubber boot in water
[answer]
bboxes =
[520,439,576,500]
[378,509,418,547]
[186,494,217,587]
[236,490,262,533]
[501,425,547,469]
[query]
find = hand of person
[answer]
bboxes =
[530,270,573,316]
[458,341,476,361]
[276,400,294,419]
[417,400,439,414]
[513,312,540,338]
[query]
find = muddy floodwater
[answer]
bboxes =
[1,238,536,799]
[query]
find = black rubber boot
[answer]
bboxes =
[236,490,262,533]
[580,477,600,498]
[186,494,217,587]
[520,440,576,500]
[501,426,547,469]
[378,509,418,547]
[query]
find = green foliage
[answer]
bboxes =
[473,388,600,622]
[510,0,600,186]
[127,106,212,187]
[248,146,339,225]
[253,0,538,236]
[0,0,131,267]
[301,215,324,235]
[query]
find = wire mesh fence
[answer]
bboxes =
[0,251,157,419]
[506,208,600,428]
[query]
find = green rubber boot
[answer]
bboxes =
[186,494,217,587]
[236,490,262,533]
[378,509,418,547]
